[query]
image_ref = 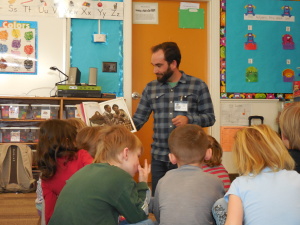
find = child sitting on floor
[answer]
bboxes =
[202,135,231,192]
[49,125,154,225]
[152,124,225,225]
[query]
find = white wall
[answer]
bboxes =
[0,16,67,97]
[218,99,279,173]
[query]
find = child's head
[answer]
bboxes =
[65,118,87,132]
[76,126,104,158]
[93,125,143,177]
[279,102,300,150]
[204,135,223,167]
[37,119,78,179]
[232,124,295,176]
[168,124,210,165]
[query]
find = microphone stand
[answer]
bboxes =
[50,66,69,85]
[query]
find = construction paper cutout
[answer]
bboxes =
[282,5,292,17]
[244,33,257,50]
[228,93,245,98]
[220,46,226,58]
[244,4,256,16]
[282,34,295,50]
[266,93,276,99]
[282,68,294,82]
[179,8,204,29]
[245,93,255,99]
[255,93,266,99]
[246,66,258,82]
[221,126,245,151]
[221,12,226,26]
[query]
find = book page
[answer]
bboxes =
[82,98,137,132]
[98,97,137,132]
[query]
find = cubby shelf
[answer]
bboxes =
[0,96,111,144]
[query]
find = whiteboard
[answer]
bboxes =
[0,15,67,97]
[219,99,280,173]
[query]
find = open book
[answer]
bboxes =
[77,97,137,132]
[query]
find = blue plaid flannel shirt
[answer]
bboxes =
[133,72,215,162]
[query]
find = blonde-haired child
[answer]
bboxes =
[49,125,154,225]
[76,126,104,158]
[279,101,300,173]
[213,124,300,225]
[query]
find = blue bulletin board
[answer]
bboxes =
[221,0,300,100]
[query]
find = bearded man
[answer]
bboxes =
[132,42,215,195]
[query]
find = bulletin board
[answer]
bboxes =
[220,0,300,100]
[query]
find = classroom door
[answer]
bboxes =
[132,0,209,179]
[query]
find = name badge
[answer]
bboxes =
[174,101,188,112]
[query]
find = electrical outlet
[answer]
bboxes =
[93,34,106,43]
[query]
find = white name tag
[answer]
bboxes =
[174,101,188,112]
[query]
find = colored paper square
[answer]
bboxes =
[179,8,204,29]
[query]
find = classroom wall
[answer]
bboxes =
[0,16,67,97]
[0,1,283,174]
[219,99,278,173]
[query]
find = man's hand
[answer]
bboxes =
[172,115,188,127]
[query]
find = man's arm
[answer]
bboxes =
[132,87,152,130]
[186,82,215,127]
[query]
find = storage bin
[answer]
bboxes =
[65,105,80,119]
[31,104,60,120]
[0,104,29,119]
[0,127,30,143]
[27,127,39,143]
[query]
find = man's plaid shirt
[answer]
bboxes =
[133,72,215,162]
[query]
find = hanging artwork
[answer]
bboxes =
[0,20,37,74]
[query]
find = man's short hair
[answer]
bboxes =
[151,42,181,68]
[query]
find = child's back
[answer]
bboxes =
[279,102,300,173]
[227,168,300,225]
[49,163,148,225]
[154,165,224,225]
[48,125,153,225]
[223,124,300,225]
[153,124,225,225]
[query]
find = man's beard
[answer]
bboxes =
[156,66,173,83]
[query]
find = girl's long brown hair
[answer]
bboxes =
[37,119,78,180]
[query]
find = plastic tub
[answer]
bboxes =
[0,104,29,119]
[27,127,39,143]
[65,105,79,119]
[0,127,30,143]
[31,104,60,120]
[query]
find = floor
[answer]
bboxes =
[0,192,39,225]
[0,192,156,225]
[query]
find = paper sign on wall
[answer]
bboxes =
[179,8,204,29]
[221,126,245,152]
[133,2,158,24]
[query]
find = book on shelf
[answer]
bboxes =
[76,97,136,133]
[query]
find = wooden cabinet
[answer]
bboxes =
[0,96,110,170]
[0,96,110,146]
